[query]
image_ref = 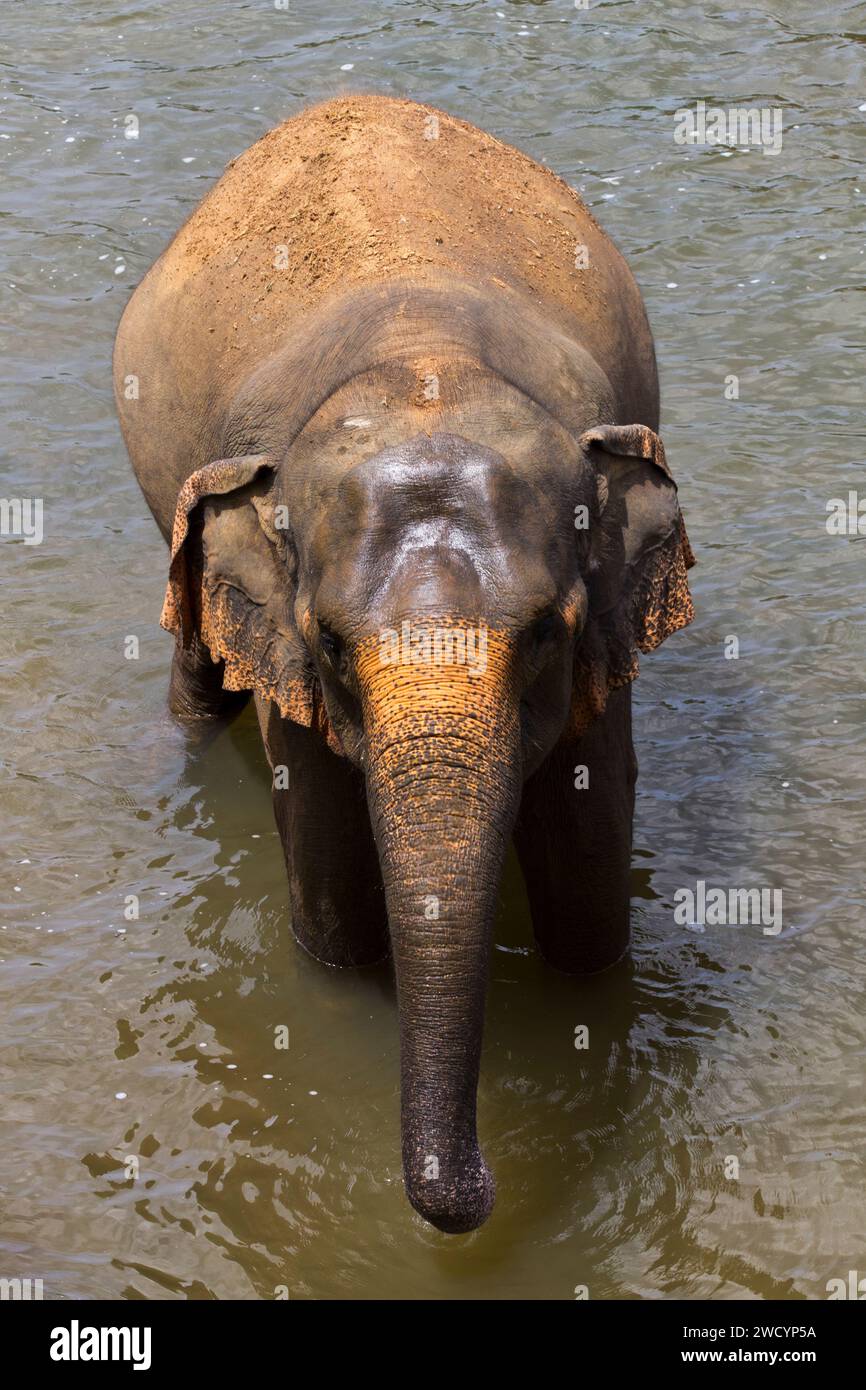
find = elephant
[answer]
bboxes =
[113,94,695,1235]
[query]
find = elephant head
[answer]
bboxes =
[161,418,694,1234]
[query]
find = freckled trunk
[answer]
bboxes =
[358,630,520,1233]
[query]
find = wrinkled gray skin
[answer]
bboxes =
[116,253,692,1232]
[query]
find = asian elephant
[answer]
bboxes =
[113,95,695,1234]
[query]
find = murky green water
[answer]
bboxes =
[2,0,865,1300]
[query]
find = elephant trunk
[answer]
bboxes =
[357,625,520,1233]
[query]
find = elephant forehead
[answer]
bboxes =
[313,436,555,606]
[330,432,552,536]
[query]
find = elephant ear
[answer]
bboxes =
[160,455,334,745]
[571,424,696,736]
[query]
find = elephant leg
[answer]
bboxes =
[255,696,389,968]
[169,632,250,721]
[513,684,637,974]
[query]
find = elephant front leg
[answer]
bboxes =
[513,685,637,974]
[255,697,389,968]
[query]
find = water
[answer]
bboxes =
[2,0,864,1300]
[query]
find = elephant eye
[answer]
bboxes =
[318,625,343,665]
[530,611,558,646]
